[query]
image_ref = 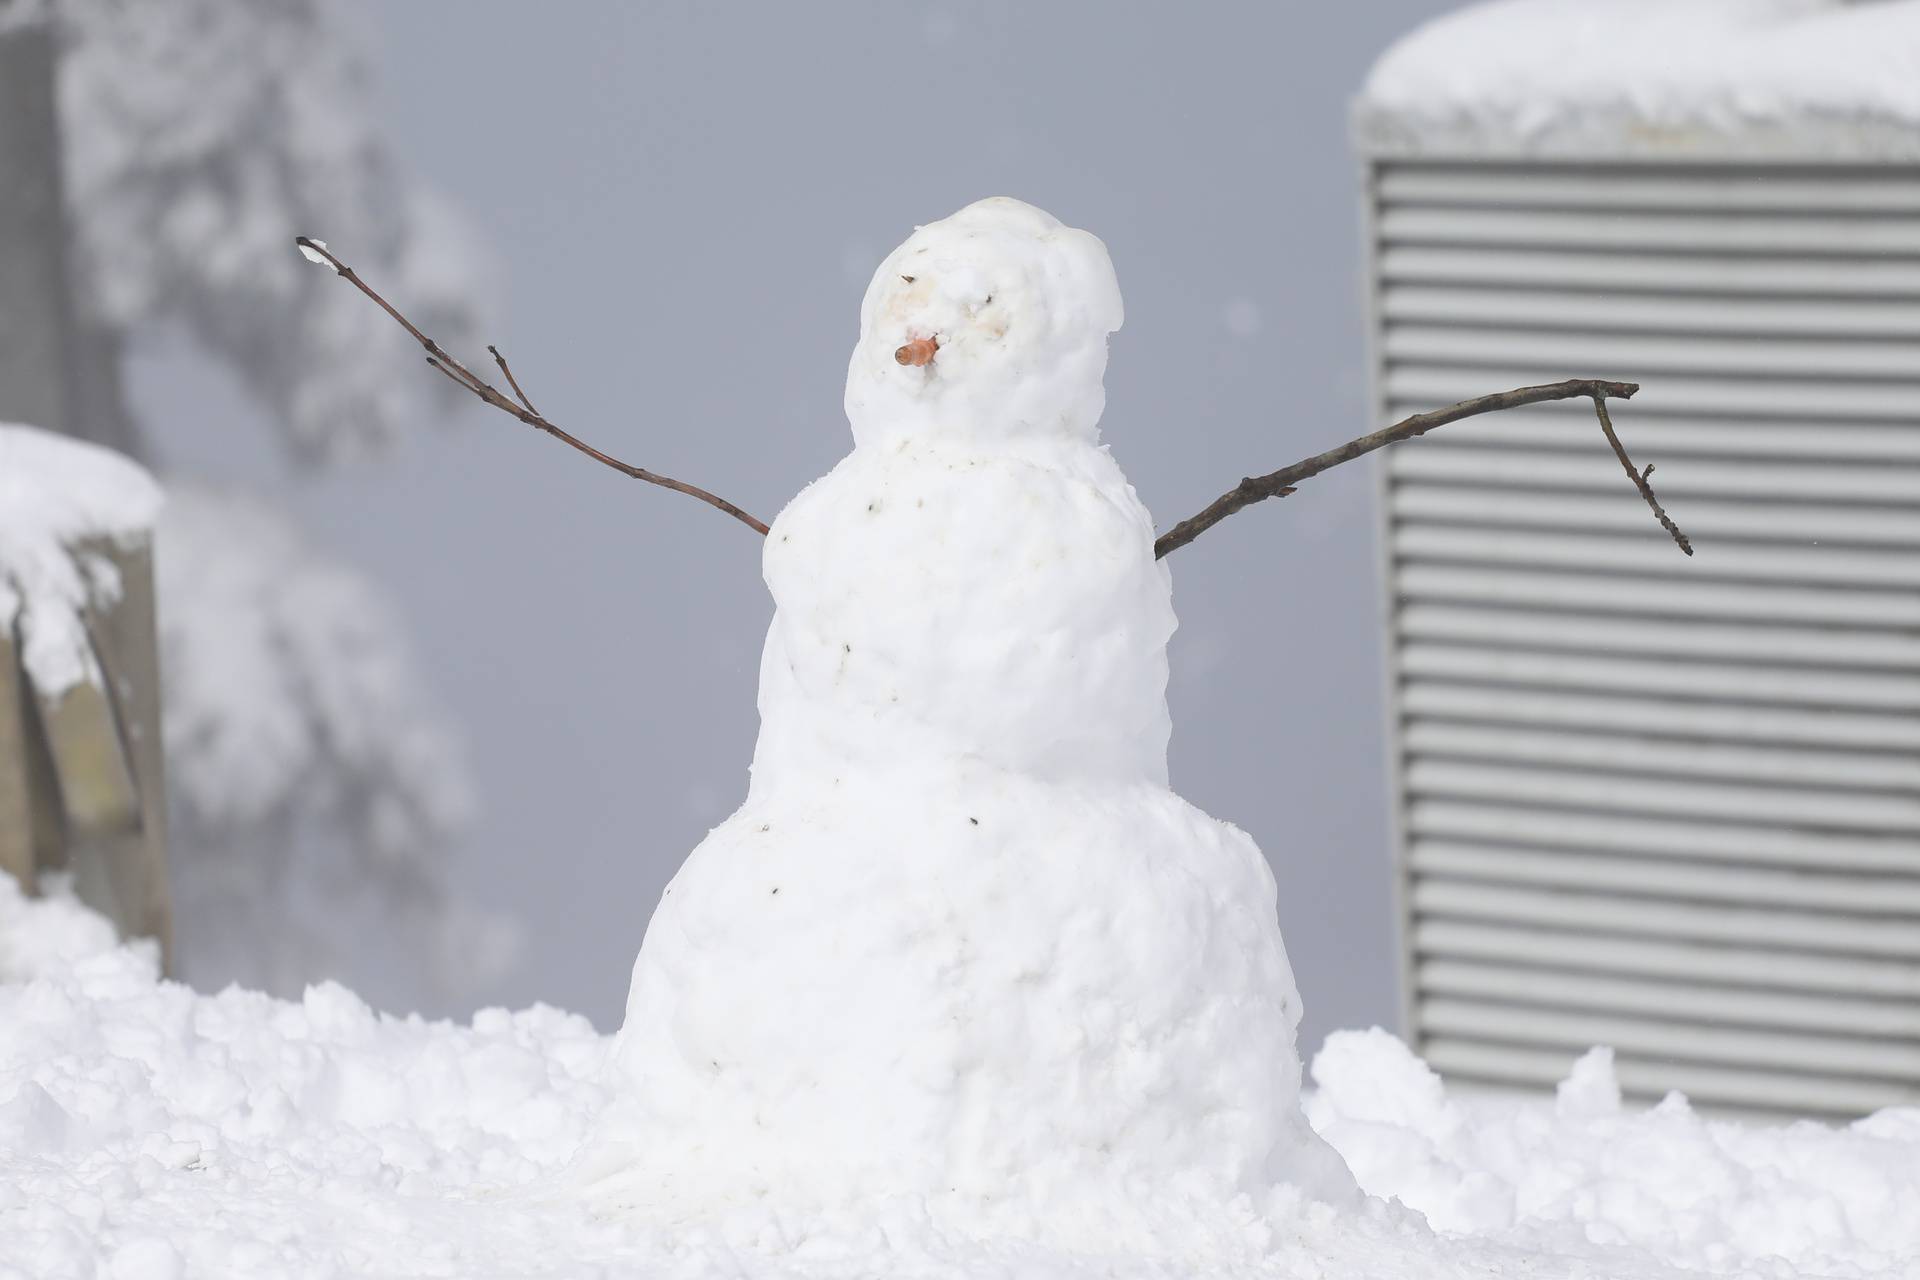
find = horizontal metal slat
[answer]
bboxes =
[1388,444,1920,504]
[1400,644,1920,712]
[1380,206,1920,256]
[1409,839,1920,914]
[1407,757,1920,833]
[1393,485,1920,545]
[1417,959,1920,1038]
[1422,1037,1920,1116]
[1408,797,1920,874]
[1414,918,1920,997]
[1411,878,1920,958]
[1383,285,1920,337]
[1389,412,1920,462]
[1388,365,1920,421]
[1378,245,1920,296]
[1398,603,1920,671]
[1386,324,1920,380]
[1405,718,1920,791]
[1395,523,1920,588]
[1421,998,1920,1081]
[1375,168,1920,213]
[1403,681,1920,753]
[1398,564,1920,629]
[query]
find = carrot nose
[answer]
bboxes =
[894,335,938,367]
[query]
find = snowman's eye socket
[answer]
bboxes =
[901,275,915,284]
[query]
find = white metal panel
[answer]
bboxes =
[1379,244,1920,295]
[1379,205,1920,254]
[1403,721,1920,791]
[1387,325,1920,379]
[1372,156,1920,1116]
[1397,524,1920,588]
[1374,167,1920,213]
[1423,1038,1920,1115]
[1408,799,1920,873]
[1390,445,1920,502]
[1421,998,1920,1079]
[1395,487,1920,543]
[1381,287,1920,338]
[1411,879,1920,957]
[1390,365,1920,420]
[1393,415,1920,461]
[1399,604,1920,669]
[1413,919,1920,997]
[1399,646,1920,711]
[1417,960,1920,1038]
[1410,841,1920,913]
[1397,565,1920,629]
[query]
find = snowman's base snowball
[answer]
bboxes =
[577,760,1354,1250]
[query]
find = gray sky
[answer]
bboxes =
[138,1,1460,1056]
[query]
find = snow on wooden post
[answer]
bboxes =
[0,426,172,969]
[1358,1,1920,1119]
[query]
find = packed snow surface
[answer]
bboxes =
[1359,0,1920,156]
[5,876,1920,1278]
[0,422,161,695]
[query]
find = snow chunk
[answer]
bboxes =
[0,871,127,985]
[1359,0,1920,158]
[0,423,162,696]
[1309,1028,1920,1277]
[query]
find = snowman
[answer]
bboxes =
[582,197,1354,1241]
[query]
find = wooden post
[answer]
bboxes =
[49,538,173,968]
[0,19,171,966]
[0,21,80,437]
[0,632,63,894]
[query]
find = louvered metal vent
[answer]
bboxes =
[1370,160,1920,1117]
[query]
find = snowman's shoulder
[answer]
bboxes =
[773,443,1148,535]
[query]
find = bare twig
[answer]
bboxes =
[488,344,540,417]
[1592,394,1692,556]
[295,236,1680,562]
[294,236,769,537]
[1154,379,1689,559]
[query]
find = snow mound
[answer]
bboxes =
[1358,0,1920,158]
[0,873,611,1280]
[6,878,1920,1276]
[1309,1027,1920,1278]
[0,423,161,695]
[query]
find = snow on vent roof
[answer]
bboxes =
[0,423,161,695]
[1358,0,1920,158]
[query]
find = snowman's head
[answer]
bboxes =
[845,198,1124,449]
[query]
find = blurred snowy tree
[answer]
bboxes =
[0,0,515,1006]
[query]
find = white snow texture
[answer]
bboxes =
[0,422,161,695]
[1359,0,1920,157]
[6,874,1920,1279]
[584,199,1354,1245]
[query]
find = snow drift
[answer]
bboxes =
[5,874,1919,1277]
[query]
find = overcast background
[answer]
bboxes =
[131,1,1459,1056]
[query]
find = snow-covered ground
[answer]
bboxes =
[5,873,1916,1280]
